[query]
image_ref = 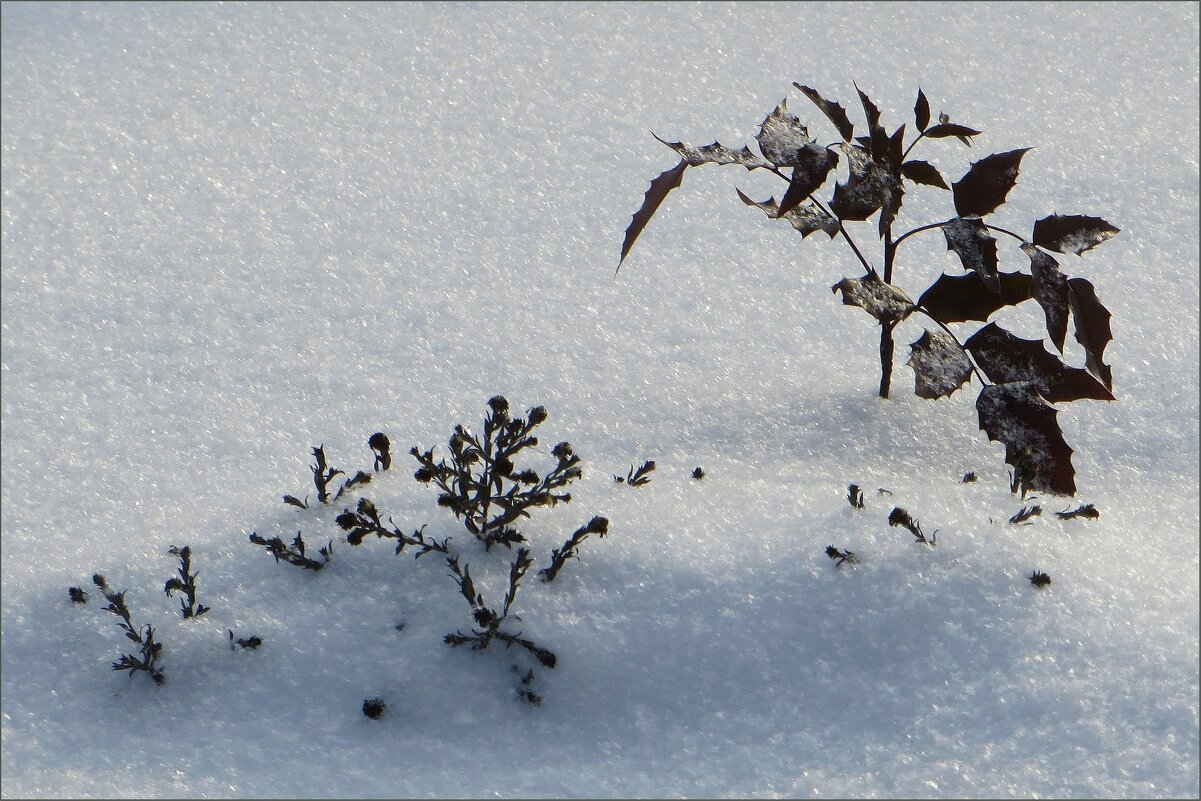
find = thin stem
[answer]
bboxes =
[983,223,1025,243]
[883,229,895,284]
[878,320,896,399]
[821,204,873,273]
[878,228,896,398]
[892,220,951,251]
[767,164,873,273]
[900,130,927,162]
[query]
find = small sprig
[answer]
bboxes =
[91,574,165,685]
[69,586,88,604]
[336,498,450,558]
[369,432,392,471]
[228,630,263,650]
[539,516,610,583]
[888,507,936,546]
[444,549,556,668]
[1056,503,1099,520]
[1009,505,1042,526]
[164,545,211,619]
[825,545,858,566]
[616,460,656,487]
[961,471,978,483]
[248,531,331,571]
[333,471,372,502]
[1029,570,1052,589]
[310,445,344,505]
[692,467,706,480]
[412,397,583,549]
[847,483,865,509]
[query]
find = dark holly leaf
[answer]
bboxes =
[619,159,687,268]
[832,270,915,324]
[1067,277,1114,390]
[855,83,889,164]
[651,132,769,168]
[977,381,1076,496]
[901,160,950,189]
[922,123,982,144]
[942,217,1000,291]
[793,83,854,142]
[953,148,1033,217]
[829,145,884,221]
[1022,243,1070,353]
[778,145,839,217]
[856,83,881,129]
[736,188,839,238]
[915,88,931,132]
[965,322,1114,403]
[1032,214,1120,255]
[756,99,813,167]
[886,124,906,169]
[918,271,1032,324]
[907,329,974,399]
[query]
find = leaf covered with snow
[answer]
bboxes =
[907,329,973,399]
[832,270,914,323]
[965,322,1114,403]
[1022,242,1070,353]
[953,148,1032,217]
[976,381,1077,495]
[652,133,769,168]
[735,188,838,238]
[756,99,813,167]
[942,217,1000,291]
[829,144,886,222]
[1032,214,1120,255]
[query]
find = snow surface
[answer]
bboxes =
[2,1,1198,797]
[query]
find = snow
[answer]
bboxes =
[2,1,1198,797]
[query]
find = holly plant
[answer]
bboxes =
[618,82,1119,495]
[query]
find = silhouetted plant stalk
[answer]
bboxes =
[847,483,865,509]
[284,445,370,509]
[1009,505,1042,525]
[411,396,583,550]
[337,497,450,558]
[444,549,557,669]
[826,545,858,566]
[1055,503,1098,520]
[369,432,392,471]
[539,516,610,583]
[228,630,263,650]
[248,531,331,571]
[620,82,1120,495]
[91,574,165,684]
[164,545,210,619]
[888,506,936,546]
[614,460,655,486]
